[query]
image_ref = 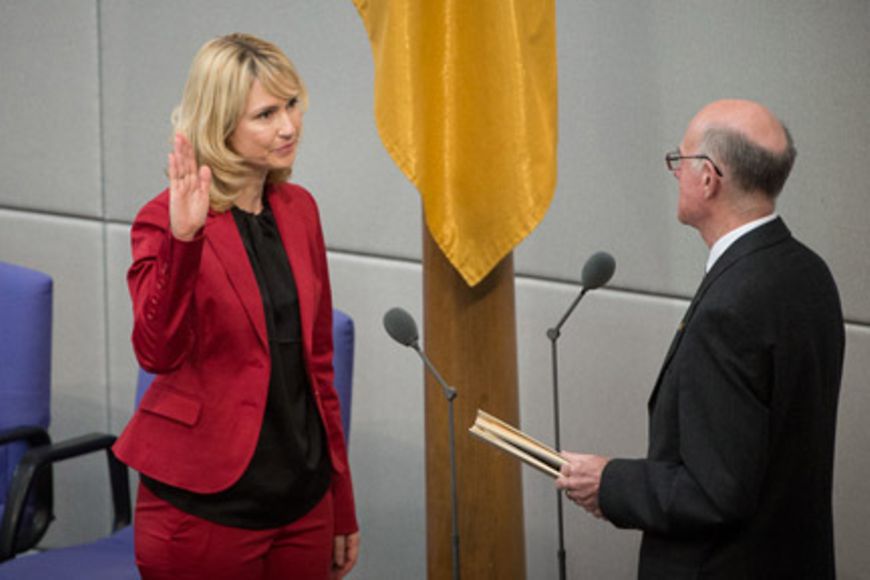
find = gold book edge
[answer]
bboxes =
[468,409,567,479]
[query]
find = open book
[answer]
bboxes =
[469,409,567,478]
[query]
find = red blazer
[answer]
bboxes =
[114,182,357,534]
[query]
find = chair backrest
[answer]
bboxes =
[0,263,52,516]
[331,309,355,441]
[134,308,355,441]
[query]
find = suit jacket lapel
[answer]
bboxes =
[647,274,706,410]
[268,187,316,350]
[204,209,269,352]
[648,218,791,410]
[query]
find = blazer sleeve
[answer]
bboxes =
[600,302,771,536]
[128,191,205,373]
[304,195,359,535]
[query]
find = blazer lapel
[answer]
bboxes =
[647,274,706,410]
[204,209,269,352]
[268,187,317,350]
[647,218,791,410]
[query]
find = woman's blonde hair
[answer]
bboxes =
[172,33,307,212]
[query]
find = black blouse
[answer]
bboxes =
[142,199,332,529]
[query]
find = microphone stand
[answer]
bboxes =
[411,343,461,580]
[547,287,589,580]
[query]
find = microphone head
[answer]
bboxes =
[383,307,419,347]
[581,251,616,290]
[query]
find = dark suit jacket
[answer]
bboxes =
[600,218,844,579]
[114,182,357,534]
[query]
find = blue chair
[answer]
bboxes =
[0,308,355,578]
[332,308,355,442]
[0,435,132,577]
[0,262,53,561]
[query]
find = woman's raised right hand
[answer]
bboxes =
[168,133,212,241]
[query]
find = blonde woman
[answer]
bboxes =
[114,33,359,579]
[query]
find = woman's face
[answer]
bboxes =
[228,78,303,173]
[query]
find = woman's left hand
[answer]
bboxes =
[331,532,360,579]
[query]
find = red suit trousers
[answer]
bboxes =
[134,482,334,580]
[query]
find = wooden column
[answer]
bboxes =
[423,227,526,579]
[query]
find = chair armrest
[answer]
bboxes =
[0,425,53,562]
[0,433,130,563]
[0,425,51,448]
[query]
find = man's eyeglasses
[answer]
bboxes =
[665,150,723,177]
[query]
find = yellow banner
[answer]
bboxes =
[354,0,557,286]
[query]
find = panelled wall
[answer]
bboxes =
[1,2,868,578]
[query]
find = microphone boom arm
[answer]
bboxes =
[548,287,589,340]
[411,343,457,401]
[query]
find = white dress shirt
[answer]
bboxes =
[705,213,779,273]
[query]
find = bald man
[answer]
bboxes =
[557,100,844,579]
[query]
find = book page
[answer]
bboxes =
[469,409,567,478]
[469,423,563,478]
[475,410,566,469]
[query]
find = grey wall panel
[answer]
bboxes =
[518,1,697,297]
[292,6,422,261]
[516,0,870,323]
[0,1,101,217]
[100,1,422,262]
[327,253,427,580]
[834,324,870,580]
[106,223,137,435]
[516,281,685,579]
[0,210,111,545]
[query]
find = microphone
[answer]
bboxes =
[581,250,616,291]
[548,251,615,340]
[383,307,456,400]
[383,306,420,348]
[383,306,461,580]
[547,250,615,580]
